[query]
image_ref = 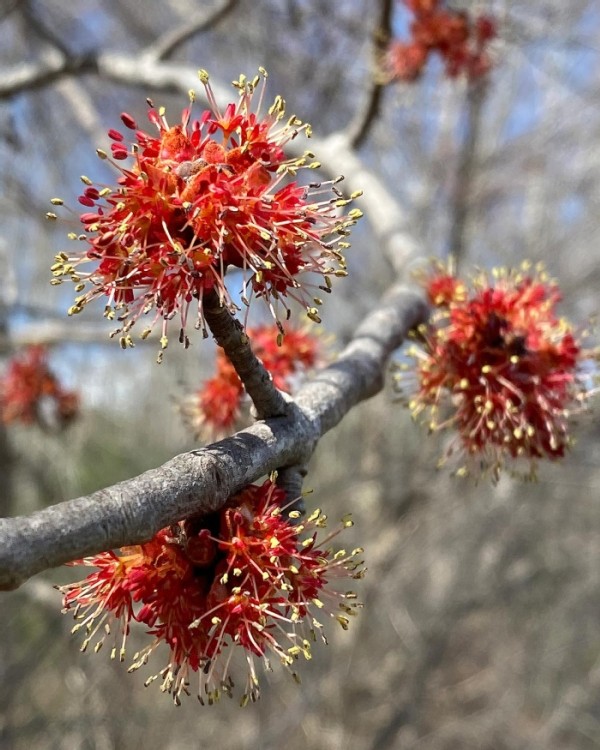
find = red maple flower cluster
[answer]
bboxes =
[59,479,364,706]
[0,345,79,428]
[384,1,496,82]
[180,323,323,438]
[398,262,590,480]
[50,70,361,358]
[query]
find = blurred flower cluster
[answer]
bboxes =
[384,0,496,83]
[0,345,79,429]
[397,261,594,480]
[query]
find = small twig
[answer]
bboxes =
[447,80,488,271]
[143,0,240,62]
[346,0,394,149]
[201,293,309,510]
[202,291,289,420]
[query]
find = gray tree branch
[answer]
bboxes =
[0,284,427,591]
[346,0,394,149]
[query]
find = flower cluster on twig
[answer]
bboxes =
[49,69,361,360]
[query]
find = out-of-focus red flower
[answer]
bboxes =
[51,70,361,358]
[59,479,364,706]
[180,357,244,438]
[384,40,429,82]
[249,324,321,390]
[416,258,467,308]
[384,1,496,82]
[398,262,591,480]
[0,345,79,429]
[180,323,323,438]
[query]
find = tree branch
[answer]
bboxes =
[0,283,427,590]
[202,291,289,420]
[20,0,72,59]
[0,53,97,99]
[143,0,239,62]
[448,80,488,271]
[346,0,394,149]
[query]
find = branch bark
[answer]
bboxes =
[0,283,427,590]
[202,291,289,420]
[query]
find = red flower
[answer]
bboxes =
[246,323,322,391]
[384,1,496,82]
[180,323,323,438]
[416,258,467,308]
[384,40,429,82]
[59,479,364,706]
[180,357,244,439]
[399,263,590,480]
[0,345,79,428]
[51,70,361,357]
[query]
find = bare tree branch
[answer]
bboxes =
[448,80,488,271]
[0,283,427,590]
[346,0,394,149]
[0,53,97,99]
[143,0,240,61]
[20,0,72,58]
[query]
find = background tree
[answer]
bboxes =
[1,1,600,748]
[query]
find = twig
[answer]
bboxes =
[0,283,427,590]
[144,0,239,62]
[447,80,488,271]
[202,291,289,420]
[346,0,394,149]
[275,464,308,516]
